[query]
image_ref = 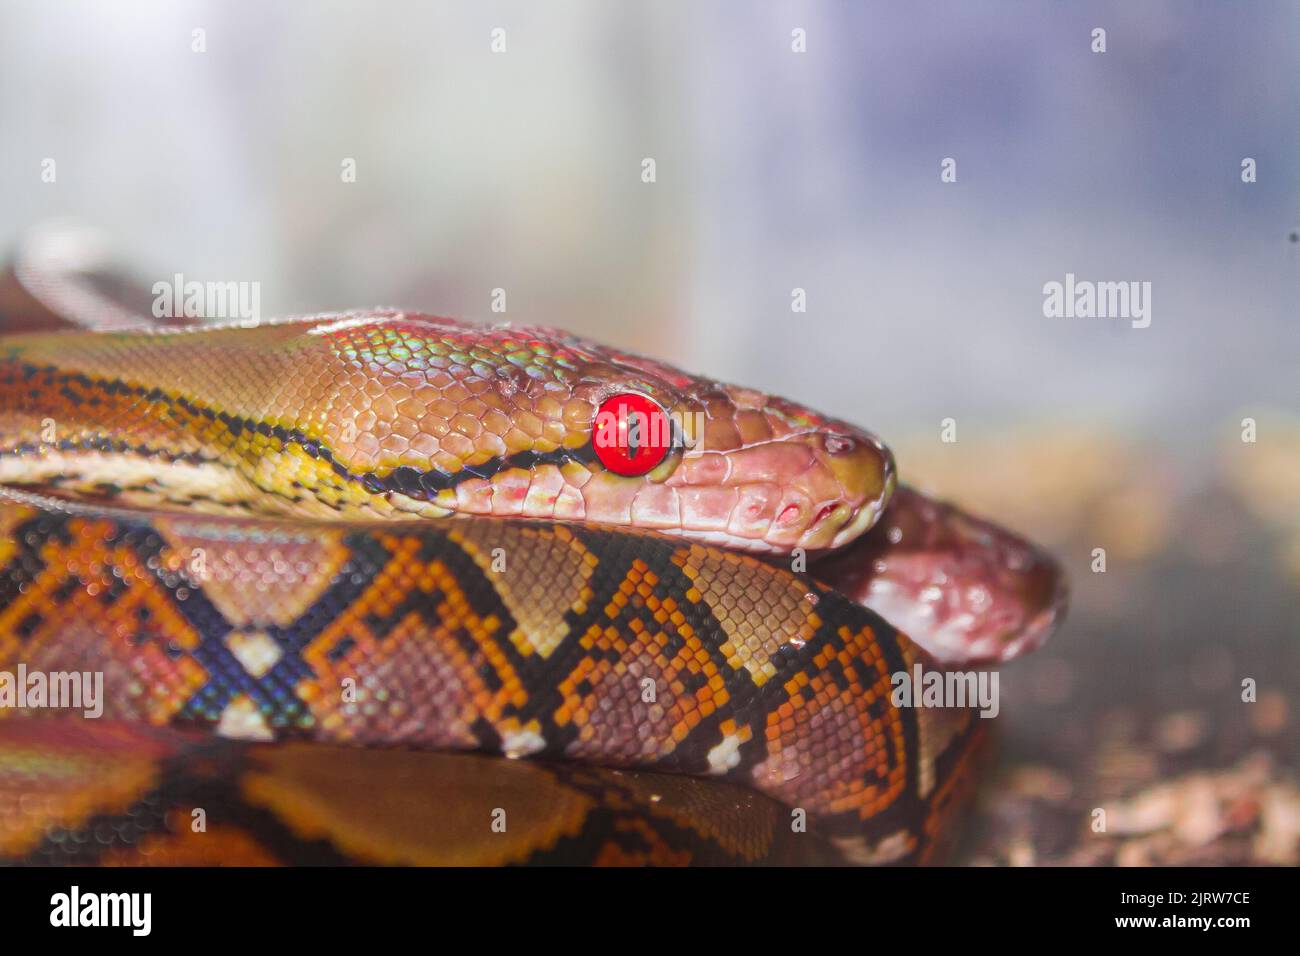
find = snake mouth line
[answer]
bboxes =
[361,446,600,499]
[2,362,611,509]
[0,434,605,517]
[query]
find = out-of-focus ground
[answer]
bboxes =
[895,421,1300,865]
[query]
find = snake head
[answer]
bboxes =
[305,313,896,553]
[622,374,897,554]
[0,310,894,554]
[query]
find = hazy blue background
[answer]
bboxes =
[2,0,1295,442]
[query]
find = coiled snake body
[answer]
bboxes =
[0,248,1065,865]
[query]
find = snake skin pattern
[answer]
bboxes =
[0,497,984,864]
[0,719,846,866]
[0,243,1060,864]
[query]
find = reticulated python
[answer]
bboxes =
[0,236,1065,865]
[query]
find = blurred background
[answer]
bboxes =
[1,0,1296,864]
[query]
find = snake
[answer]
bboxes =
[0,228,1066,865]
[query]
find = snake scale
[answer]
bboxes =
[0,235,1065,865]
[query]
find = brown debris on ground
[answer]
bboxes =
[901,425,1299,867]
[962,750,1298,866]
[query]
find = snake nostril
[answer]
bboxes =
[823,434,856,455]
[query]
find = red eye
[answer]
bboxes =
[593,392,672,476]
